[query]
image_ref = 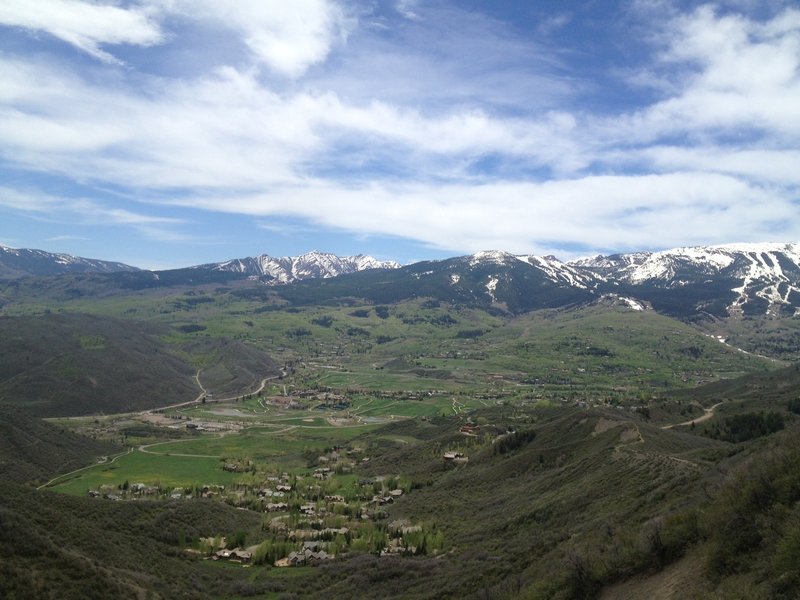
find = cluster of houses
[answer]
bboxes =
[88,483,227,501]
[275,541,333,567]
[91,439,441,567]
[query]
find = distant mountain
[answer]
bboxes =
[277,250,596,313]
[197,250,400,284]
[0,245,139,279]
[2,242,798,319]
[276,243,800,319]
[572,242,800,318]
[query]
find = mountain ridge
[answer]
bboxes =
[197,250,401,284]
[0,244,140,279]
[3,242,799,318]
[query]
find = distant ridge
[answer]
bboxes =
[274,243,800,319]
[196,250,401,284]
[569,242,800,317]
[0,245,139,279]
[3,242,799,318]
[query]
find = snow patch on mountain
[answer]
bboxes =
[469,250,599,288]
[485,276,499,302]
[469,250,517,266]
[518,254,595,289]
[599,293,649,312]
[204,251,400,284]
[573,242,800,316]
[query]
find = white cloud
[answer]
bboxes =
[157,0,352,77]
[643,146,800,186]
[621,5,800,139]
[0,3,798,259]
[0,0,164,64]
[48,235,90,242]
[163,172,796,257]
[396,0,421,21]
[0,56,586,190]
[0,0,351,75]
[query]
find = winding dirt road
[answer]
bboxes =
[37,448,133,490]
[661,401,725,430]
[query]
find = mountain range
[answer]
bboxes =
[2,242,799,319]
[0,244,139,278]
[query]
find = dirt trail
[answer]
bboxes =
[661,401,725,430]
[146,374,276,414]
[37,448,133,490]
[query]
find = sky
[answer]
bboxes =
[0,0,799,269]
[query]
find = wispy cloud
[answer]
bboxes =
[47,235,90,242]
[168,171,795,257]
[0,0,164,64]
[148,0,353,77]
[0,186,186,242]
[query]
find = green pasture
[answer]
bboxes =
[48,420,382,496]
[49,449,241,495]
[352,396,470,418]
[139,423,377,460]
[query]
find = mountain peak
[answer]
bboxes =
[468,250,518,266]
[204,251,400,284]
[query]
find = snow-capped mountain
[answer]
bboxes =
[274,244,800,318]
[200,251,400,284]
[3,242,799,319]
[516,254,598,290]
[0,245,139,279]
[571,243,800,317]
[465,251,598,289]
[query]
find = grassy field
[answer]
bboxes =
[48,449,240,494]
[49,419,383,495]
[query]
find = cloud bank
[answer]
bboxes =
[0,1,798,260]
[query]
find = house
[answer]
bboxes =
[286,552,306,567]
[443,451,469,465]
[283,547,333,567]
[229,549,252,563]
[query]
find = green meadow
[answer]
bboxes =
[49,450,239,495]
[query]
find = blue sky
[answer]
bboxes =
[0,0,799,269]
